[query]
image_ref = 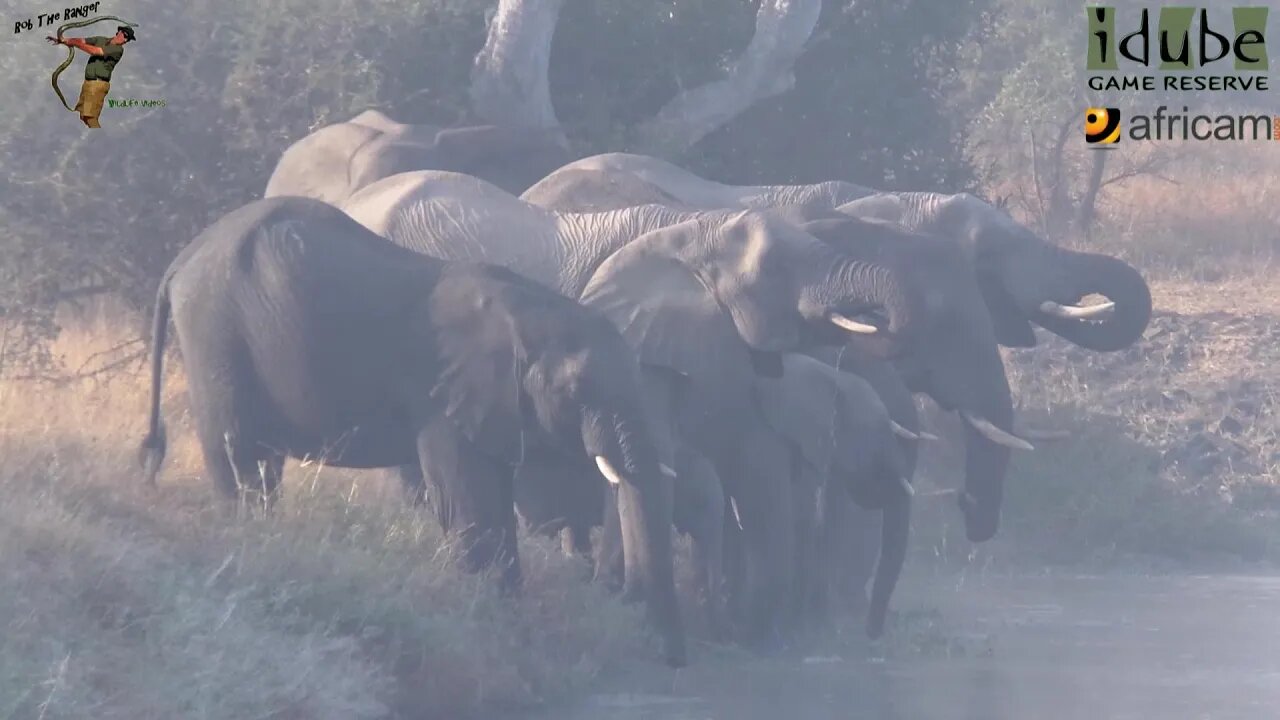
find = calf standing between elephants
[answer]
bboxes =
[137,196,686,666]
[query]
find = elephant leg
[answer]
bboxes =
[722,419,795,650]
[789,463,822,630]
[397,463,429,507]
[594,486,625,591]
[185,358,283,514]
[823,490,879,616]
[561,525,593,559]
[416,416,521,594]
[672,448,727,638]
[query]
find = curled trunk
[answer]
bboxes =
[1033,250,1152,352]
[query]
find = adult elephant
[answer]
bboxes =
[524,154,1151,353]
[136,196,686,666]
[572,213,961,646]
[521,152,876,212]
[522,161,1029,538]
[835,193,1152,352]
[264,109,572,204]
[340,172,934,642]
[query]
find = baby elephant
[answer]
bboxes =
[137,196,685,666]
[753,353,916,639]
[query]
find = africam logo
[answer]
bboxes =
[1086,6,1270,92]
[1085,106,1280,145]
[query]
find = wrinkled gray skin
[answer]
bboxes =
[341,171,927,644]
[576,212,926,646]
[836,193,1153,352]
[796,216,1016,543]
[754,353,915,638]
[264,109,573,205]
[806,347,921,620]
[136,196,686,667]
[522,161,1043,545]
[522,152,876,211]
[524,153,1151,353]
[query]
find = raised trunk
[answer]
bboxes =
[798,221,920,359]
[1032,250,1152,352]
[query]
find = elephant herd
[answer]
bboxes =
[139,110,1153,668]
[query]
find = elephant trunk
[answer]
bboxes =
[914,325,1017,543]
[813,258,916,359]
[583,411,686,667]
[866,490,910,638]
[1031,249,1152,352]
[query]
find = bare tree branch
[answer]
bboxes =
[634,0,823,155]
[470,0,566,137]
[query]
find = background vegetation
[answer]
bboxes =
[0,0,1276,715]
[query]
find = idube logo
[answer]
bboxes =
[1086,5,1270,92]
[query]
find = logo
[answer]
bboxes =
[1085,108,1122,145]
[1086,6,1270,93]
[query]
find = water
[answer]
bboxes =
[523,573,1280,720]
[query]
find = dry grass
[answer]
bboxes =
[0,320,650,719]
[1,142,1276,714]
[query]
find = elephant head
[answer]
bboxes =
[754,353,913,638]
[426,263,684,665]
[838,192,1152,352]
[578,210,924,408]
[799,216,1025,543]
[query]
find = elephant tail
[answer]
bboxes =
[138,277,171,488]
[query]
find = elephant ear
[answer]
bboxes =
[753,354,840,475]
[579,229,759,424]
[643,212,806,353]
[426,267,533,462]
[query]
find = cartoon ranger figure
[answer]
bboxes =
[46,25,135,128]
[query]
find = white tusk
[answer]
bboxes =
[1039,300,1115,320]
[898,476,916,497]
[659,463,678,478]
[595,455,626,486]
[729,496,744,531]
[889,420,919,441]
[917,431,940,441]
[917,488,960,499]
[830,313,879,334]
[962,413,1035,451]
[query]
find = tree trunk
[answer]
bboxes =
[1077,147,1108,243]
[633,0,823,156]
[469,0,566,139]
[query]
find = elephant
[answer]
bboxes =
[339,171,940,642]
[521,152,876,212]
[135,195,686,666]
[796,215,1026,544]
[263,109,573,205]
[573,212,953,646]
[524,153,1151,354]
[752,353,916,638]
[835,192,1153,352]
